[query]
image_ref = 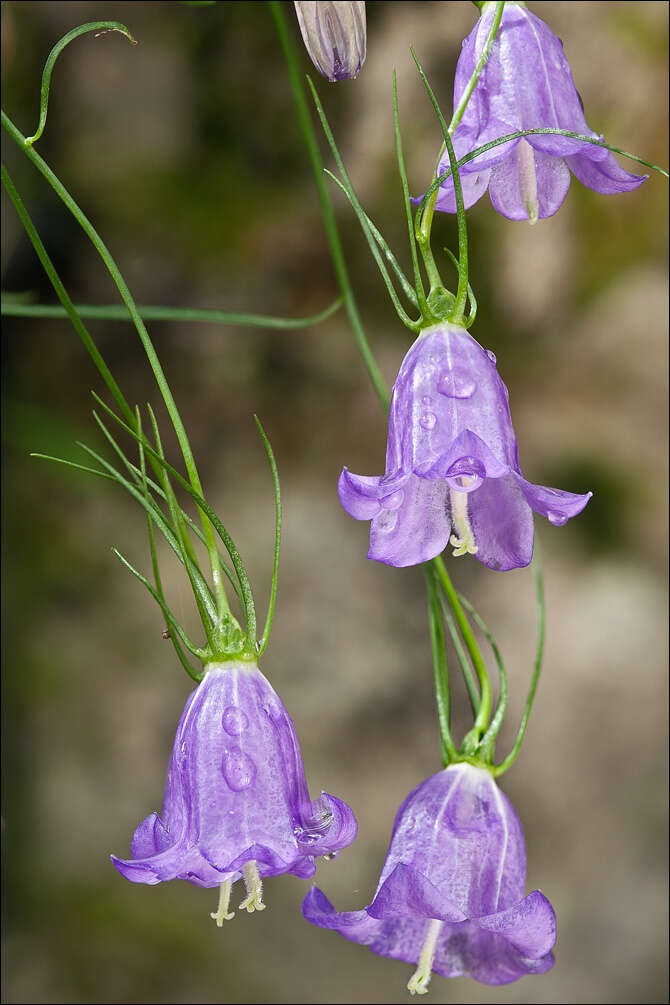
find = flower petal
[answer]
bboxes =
[566,151,647,194]
[476,889,557,958]
[422,429,510,481]
[511,471,592,526]
[489,146,571,221]
[337,468,383,520]
[468,474,535,570]
[432,165,493,214]
[433,923,555,985]
[368,475,450,567]
[302,885,374,934]
[368,863,465,922]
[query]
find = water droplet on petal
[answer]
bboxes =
[376,508,398,533]
[420,412,437,430]
[437,370,476,399]
[547,510,568,527]
[222,747,257,791]
[222,705,249,736]
[380,489,404,511]
[421,395,433,406]
[486,349,497,365]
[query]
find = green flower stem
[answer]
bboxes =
[425,566,458,764]
[492,550,546,777]
[2,110,230,630]
[253,415,281,657]
[1,298,343,328]
[415,2,504,276]
[1,164,132,427]
[432,555,492,740]
[269,0,389,409]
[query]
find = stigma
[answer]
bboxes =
[449,484,478,557]
[209,860,266,927]
[407,918,443,995]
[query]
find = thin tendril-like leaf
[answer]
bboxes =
[143,404,219,641]
[90,394,257,651]
[25,22,136,146]
[307,78,421,334]
[392,70,428,314]
[253,416,281,657]
[74,433,219,628]
[411,49,469,322]
[493,551,546,777]
[323,172,418,309]
[424,566,458,764]
[1,298,343,328]
[417,128,668,214]
[32,444,221,626]
[457,593,508,756]
[438,592,480,718]
[112,548,205,674]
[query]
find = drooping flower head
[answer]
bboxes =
[303,762,556,991]
[294,2,366,83]
[434,1,645,221]
[112,661,357,923]
[339,323,591,571]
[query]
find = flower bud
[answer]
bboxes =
[294,2,366,82]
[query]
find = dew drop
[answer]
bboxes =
[421,395,433,406]
[437,370,476,399]
[420,412,437,430]
[380,489,404,511]
[222,746,257,791]
[222,705,249,736]
[486,349,497,365]
[377,508,398,533]
[547,510,568,527]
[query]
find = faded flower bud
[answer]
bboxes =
[294,2,366,82]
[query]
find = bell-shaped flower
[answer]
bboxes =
[338,323,591,570]
[112,661,357,923]
[434,2,645,221]
[303,762,556,990]
[294,2,366,83]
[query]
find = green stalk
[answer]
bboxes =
[416,1,504,255]
[1,298,343,327]
[433,555,492,739]
[2,109,230,628]
[268,0,389,409]
[492,550,546,776]
[425,566,458,764]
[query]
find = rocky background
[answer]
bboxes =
[2,2,668,1003]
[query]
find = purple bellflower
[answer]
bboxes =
[112,661,357,923]
[338,323,591,571]
[434,2,646,221]
[303,762,556,991]
[294,2,366,83]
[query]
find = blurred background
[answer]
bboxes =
[1,2,667,1003]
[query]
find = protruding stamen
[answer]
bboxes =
[239,860,266,913]
[516,138,539,224]
[407,918,443,995]
[449,484,478,557]
[210,880,235,926]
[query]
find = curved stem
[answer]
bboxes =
[1,298,343,328]
[2,109,231,629]
[432,555,492,738]
[269,0,391,407]
[425,566,458,763]
[416,2,504,265]
[492,548,546,777]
